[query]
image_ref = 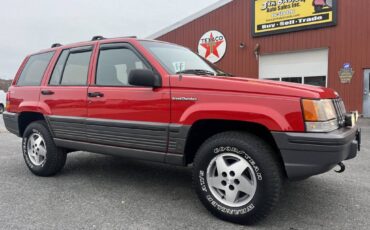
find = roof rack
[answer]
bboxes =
[91,35,106,41]
[51,43,62,48]
[91,35,138,41]
[120,36,137,38]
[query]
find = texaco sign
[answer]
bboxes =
[198,30,226,63]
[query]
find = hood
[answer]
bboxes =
[171,75,338,99]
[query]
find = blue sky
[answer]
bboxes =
[0,0,219,79]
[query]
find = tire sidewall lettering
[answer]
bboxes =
[213,146,263,181]
[198,145,263,215]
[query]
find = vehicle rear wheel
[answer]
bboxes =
[22,121,67,176]
[193,131,283,225]
[0,104,4,114]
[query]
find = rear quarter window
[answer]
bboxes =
[17,51,55,86]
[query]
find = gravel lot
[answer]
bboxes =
[0,115,369,229]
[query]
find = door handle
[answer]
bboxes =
[88,92,104,98]
[41,90,54,95]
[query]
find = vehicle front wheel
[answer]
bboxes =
[22,121,67,177]
[193,131,284,225]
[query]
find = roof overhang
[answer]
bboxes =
[147,0,233,39]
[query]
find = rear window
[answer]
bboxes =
[17,52,55,86]
[61,51,91,86]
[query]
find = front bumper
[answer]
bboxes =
[272,126,361,180]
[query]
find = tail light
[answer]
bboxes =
[5,91,10,111]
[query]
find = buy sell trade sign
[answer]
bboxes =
[252,0,337,37]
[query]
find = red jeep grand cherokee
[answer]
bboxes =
[3,36,361,225]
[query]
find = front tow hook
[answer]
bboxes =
[335,162,346,173]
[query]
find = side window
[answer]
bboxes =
[17,52,55,86]
[96,48,148,86]
[49,50,69,85]
[61,51,92,86]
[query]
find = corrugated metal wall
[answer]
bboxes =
[157,0,370,112]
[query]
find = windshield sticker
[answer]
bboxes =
[173,62,186,73]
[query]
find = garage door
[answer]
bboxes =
[259,49,329,87]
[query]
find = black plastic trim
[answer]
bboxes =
[46,116,190,165]
[69,46,93,53]
[272,126,360,180]
[54,138,167,163]
[2,112,20,136]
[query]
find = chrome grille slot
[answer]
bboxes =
[333,98,346,126]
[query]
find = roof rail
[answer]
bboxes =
[91,35,138,41]
[91,35,106,41]
[51,43,62,48]
[120,36,137,38]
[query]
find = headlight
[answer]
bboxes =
[301,99,338,132]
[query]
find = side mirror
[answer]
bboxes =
[128,69,161,88]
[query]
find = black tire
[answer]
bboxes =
[193,131,283,225]
[22,121,67,177]
[0,104,4,114]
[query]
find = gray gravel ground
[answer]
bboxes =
[0,115,369,230]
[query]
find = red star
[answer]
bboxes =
[200,33,224,58]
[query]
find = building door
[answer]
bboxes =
[259,49,328,87]
[363,70,370,117]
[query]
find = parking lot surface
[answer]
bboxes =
[0,115,369,229]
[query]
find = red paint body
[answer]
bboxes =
[7,38,339,133]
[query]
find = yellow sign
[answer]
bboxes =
[252,0,337,36]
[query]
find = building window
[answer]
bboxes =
[303,76,326,87]
[281,77,303,84]
[265,76,326,87]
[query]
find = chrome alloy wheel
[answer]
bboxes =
[27,133,47,166]
[206,153,257,207]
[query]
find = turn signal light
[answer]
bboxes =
[302,99,318,121]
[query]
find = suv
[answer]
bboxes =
[3,36,361,225]
[0,90,5,113]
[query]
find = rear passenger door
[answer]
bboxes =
[87,43,170,152]
[40,46,93,142]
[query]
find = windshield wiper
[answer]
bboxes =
[216,72,233,77]
[176,69,216,76]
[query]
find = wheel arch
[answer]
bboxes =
[183,119,286,176]
[18,111,46,137]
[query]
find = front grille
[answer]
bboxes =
[333,98,346,126]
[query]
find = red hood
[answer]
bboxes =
[171,75,338,99]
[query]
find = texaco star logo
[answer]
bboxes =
[198,30,226,63]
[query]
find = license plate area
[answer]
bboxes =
[345,111,359,128]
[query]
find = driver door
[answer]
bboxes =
[87,43,170,152]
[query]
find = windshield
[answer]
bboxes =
[140,41,230,76]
